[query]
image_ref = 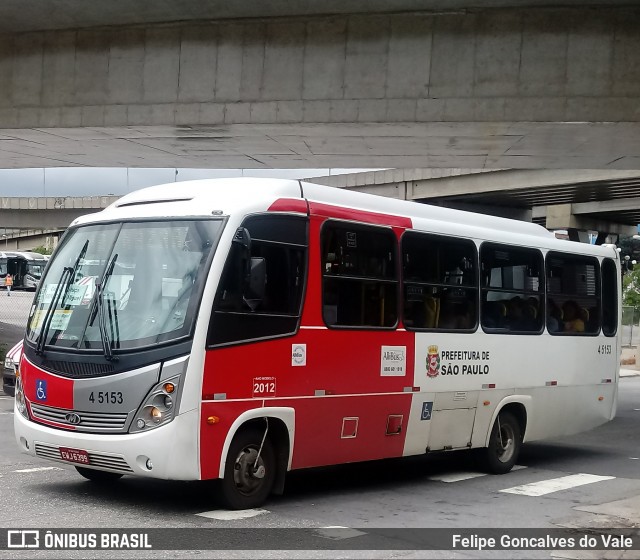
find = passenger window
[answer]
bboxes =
[209,215,308,346]
[601,258,617,337]
[321,221,397,328]
[402,232,477,331]
[480,244,544,334]
[546,252,600,335]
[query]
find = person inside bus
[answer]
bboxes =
[547,299,563,332]
[562,300,585,333]
[483,300,507,329]
[5,273,12,296]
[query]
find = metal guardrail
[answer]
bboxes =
[621,306,640,347]
[0,290,33,358]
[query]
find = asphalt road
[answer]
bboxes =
[0,378,639,559]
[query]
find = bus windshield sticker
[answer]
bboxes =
[381,345,406,376]
[62,284,89,306]
[30,309,73,331]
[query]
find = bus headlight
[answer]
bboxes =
[15,376,28,418]
[129,375,180,433]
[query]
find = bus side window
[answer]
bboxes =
[321,221,398,329]
[601,258,617,337]
[546,252,601,336]
[480,243,544,334]
[401,231,478,331]
[208,215,308,347]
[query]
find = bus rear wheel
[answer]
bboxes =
[218,428,276,510]
[75,466,123,483]
[481,411,521,474]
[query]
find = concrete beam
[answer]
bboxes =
[410,170,640,199]
[0,196,118,229]
[571,197,640,215]
[429,200,532,221]
[1,8,640,170]
[542,203,636,236]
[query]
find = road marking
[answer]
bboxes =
[428,471,487,483]
[501,473,615,496]
[0,412,14,415]
[428,465,526,483]
[316,527,367,540]
[14,467,62,473]
[195,509,268,520]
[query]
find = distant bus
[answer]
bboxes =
[0,252,49,290]
[14,178,620,510]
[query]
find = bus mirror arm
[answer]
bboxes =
[233,227,266,311]
[233,227,252,252]
[243,257,266,311]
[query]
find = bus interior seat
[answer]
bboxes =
[424,296,440,328]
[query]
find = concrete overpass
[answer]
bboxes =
[3,171,640,244]
[310,169,640,241]
[0,195,119,229]
[0,2,639,170]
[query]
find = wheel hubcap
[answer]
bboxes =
[496,423,515,463]
[233,445,266,495]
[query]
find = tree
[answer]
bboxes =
[30,245,53,255]
[623,266,640,307]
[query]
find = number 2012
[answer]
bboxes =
[254,382,275,393]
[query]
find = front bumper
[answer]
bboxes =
[14,405,201,480]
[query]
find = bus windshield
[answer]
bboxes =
[26,219,223,352]
[26,262,45,279]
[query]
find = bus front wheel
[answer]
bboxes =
[218,428,276,510]
[75,466,123,483]
[481,411,521,474]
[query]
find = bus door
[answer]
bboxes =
[7,257,24,288]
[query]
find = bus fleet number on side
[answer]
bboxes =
[89,391,124,404]
[597,344,612,355]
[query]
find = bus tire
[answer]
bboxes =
[481,411,521,474]
[218,428,276,510]
[75,466,123,483]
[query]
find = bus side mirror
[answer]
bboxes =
[244,257,266,311]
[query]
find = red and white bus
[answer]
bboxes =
[14,178,620,509]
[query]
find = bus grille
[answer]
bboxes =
[30,403,130,433]
[34,442,134,473]
[41,360,116,378]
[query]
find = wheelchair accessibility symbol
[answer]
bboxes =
[421,401,433,421]
[35,379,47,401]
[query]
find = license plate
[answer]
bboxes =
[59,447,90,464]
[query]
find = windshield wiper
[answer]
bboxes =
[94,253,119,361]
[35,240,89,356]
[99,290,120,361]
[35,268,70,356]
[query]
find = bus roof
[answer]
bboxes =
[69,177,617,258]
[0,251,48,260]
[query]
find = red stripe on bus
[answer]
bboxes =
[200,327,415,477]
[20,357,74,410]
[268,198,309,214]
[309,202,413,229]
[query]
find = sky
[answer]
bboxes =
[0,167,377,197]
